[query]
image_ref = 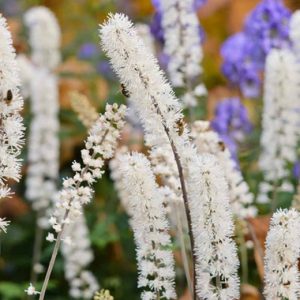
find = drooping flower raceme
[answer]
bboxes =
[191,121,256,219]
[0,14,25,200]
[264,209,300,300]
[24,6,61,69]
[258,49,300,203]
[117,152,176,300]
[187,153,240,299]
[37,104,126,299]
[159,0,206,107]
[211,97,252,161]
[49,103,126,238]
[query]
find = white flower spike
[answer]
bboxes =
[0,14,25,200]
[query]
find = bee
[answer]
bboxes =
[175,118,185,136]
[4,90,13,103]
[121,84,130,98]
[218,141,226,152]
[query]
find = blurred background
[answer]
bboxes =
[0,0,300,299]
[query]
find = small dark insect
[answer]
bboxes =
[4,90,13,103]
[175,119,185,136]
[121,84,130,98]
[218,141,226,152]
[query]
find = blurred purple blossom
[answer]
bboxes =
[78,43,98,60]
[221,0,291,99]
[150,11,165,44]
[293,161,300,179]
[221,33,262,98]
[244,0,291,54]
[96,61,115,79]
[194,0,207,9]
[211,98,252,160]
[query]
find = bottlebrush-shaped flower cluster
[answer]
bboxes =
[258,49,300,203]
[0,14,25,200]
[187,154,240,299]
[191,121,257,219]
[264,209,300,299]
[117,152,176,300]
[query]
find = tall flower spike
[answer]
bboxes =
[191,120,257,219]
[100,14,200,294]
[187,154,240,299]
[25,67,60,215]
[117,152,176,300]
[264,209,300,300]
[160,0,206,107]
[0,14,25,200]
[24,6,61,69]
[38,103,126,300]
[258,49,300,204]
[61,213,99,299]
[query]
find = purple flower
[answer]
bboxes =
[150,11,165,44]
[194,0,207,9]
[96,61,115,79]
[221,0,291,99]
[78,43,98,60]
[240,68,261,99]
[211,98,252,160]
[221,33,262,98]
[244,0,291,54]
[293,161,300,179]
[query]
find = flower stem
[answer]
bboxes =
[38,230,63,300]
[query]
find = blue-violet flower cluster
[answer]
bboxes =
[211,98,252,161]
[221,0,291,99]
